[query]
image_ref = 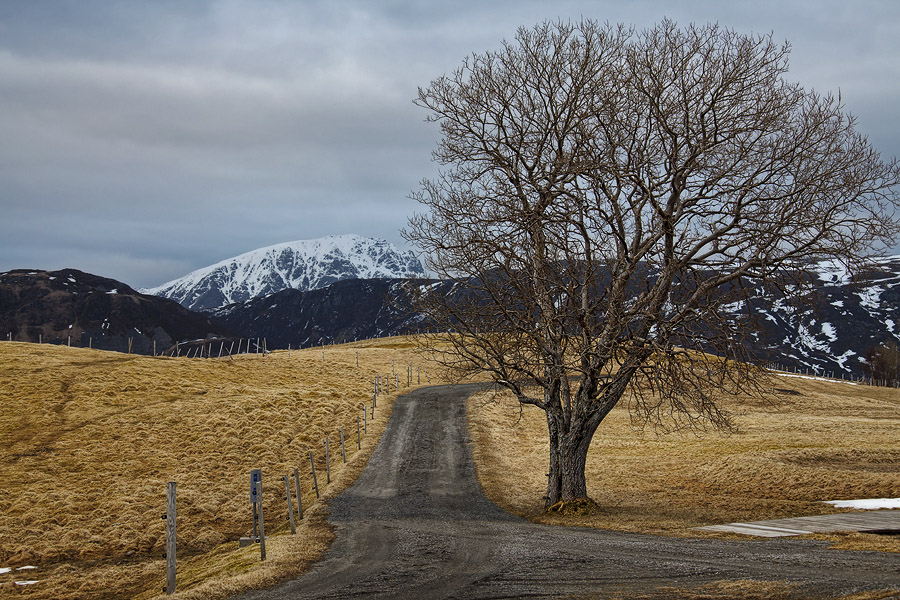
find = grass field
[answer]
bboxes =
[468,373,900,554]
[0,338,435,599]
[3,337,899,599]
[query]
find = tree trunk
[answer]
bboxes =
[545,412,563,506]
[544,410,596,507]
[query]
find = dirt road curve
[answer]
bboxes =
[233,384,900,599]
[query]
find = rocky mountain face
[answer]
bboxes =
[141,234,426,311]
[0,269,232,354]
[209,278,447,349]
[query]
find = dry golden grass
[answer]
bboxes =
[468,374,900,553]
[0,338,436,599]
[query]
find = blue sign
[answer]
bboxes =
[249,469,261,504]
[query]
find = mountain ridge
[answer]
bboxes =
[0,268,233,354]
[141,234,425,311]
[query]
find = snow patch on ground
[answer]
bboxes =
[857,286,883,310]
[823,498,900,510]
[820,322,837,343]
[775,372,858,386]
[833,349,857,371]
[816,259,852,284]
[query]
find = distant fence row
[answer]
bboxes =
[1,331,411,358]
[764,361,900,388]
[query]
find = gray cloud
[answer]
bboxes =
[1,0,898,287]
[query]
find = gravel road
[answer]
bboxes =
[232,384,900,599]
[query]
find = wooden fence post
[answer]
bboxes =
[356,351,359,367]
[325,436,331,484]
[293,467,303,520]
[165,481,176,595]
[256,480,266,561]
[357,416,361,449]
[363,405,367,434]
[283,475,296,534]
[340,426,346,463]
[309,452,319,498]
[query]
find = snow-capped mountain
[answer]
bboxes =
[141,235,426,311]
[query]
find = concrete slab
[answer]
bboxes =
[696,509,900,537]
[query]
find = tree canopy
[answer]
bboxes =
[406,19,900,506]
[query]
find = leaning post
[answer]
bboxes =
[165,481,176,595]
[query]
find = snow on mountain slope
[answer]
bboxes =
[141,235,426,311]
[723,255,900,377]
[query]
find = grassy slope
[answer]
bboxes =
[0,338,434,599]
[468,374,900,554]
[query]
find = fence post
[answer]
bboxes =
[283,475,296,534]
[356,351,359,367]
[293,467,303,520]
[165,481,176,595]
[363,405,367,434]
[340,426,346,463]
[325,436,331,484]
[309,451,319,498]
[357,416,361,449]
[256,480,266,560]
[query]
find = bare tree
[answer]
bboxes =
[405,19,900,507]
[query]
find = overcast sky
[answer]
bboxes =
[1,0,898,288]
